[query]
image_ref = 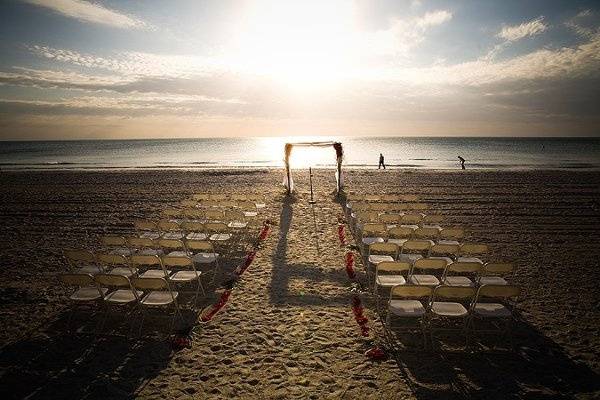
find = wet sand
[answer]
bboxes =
[0,168,599,399]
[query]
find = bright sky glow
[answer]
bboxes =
[0,0,599,139]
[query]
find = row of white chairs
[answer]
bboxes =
[366,239,486,263]
[372,259,515,295]
[65,246,219,279]
[354,212,442,227]
[160,207,261,221]
[59,273,185,337]
[360,224,464,245]
[385,284,521,349]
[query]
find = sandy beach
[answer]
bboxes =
[0,168,599,399]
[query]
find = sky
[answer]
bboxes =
[0,0,599,140]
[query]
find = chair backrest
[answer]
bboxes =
[440,227,465,240]
[429,243,460,256]
[127,236,154,248]
[64,249,95,264]
[158,219,180,232]
[379,213,402,224]
[205,210,224,221]
[413,227,440,240]
[185,240,214,252]
[94,273,130,288]
[59,273,94,286]
[390,284,432,299]
[362,223,387,236]
[460,243,489,255]
[402,213,423,224]
[96,252,128,266]
[157,238,184,250]
[377,261,411,275]
[433,285,476,301]
[413,257,447,272]
[130,254,162,267]
[368,242,399,256]
[388,226,414,239]
[134,219,157,232]
[161,255,193,267]
[181,221,204,232]
[483,262,514,275]
[131,277,169,291]
[423,214,444,224]
[204,222,228,233]
[476,284,521,300]
[445,261,482,274]
[401,240,431,253]
[101,235,127,247]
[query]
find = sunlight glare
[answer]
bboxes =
[229,0,360,90]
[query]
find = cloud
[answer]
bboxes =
[28,45,219,78]
[368,10,453,56]
[497,16,548,42]
[21,0,147,29]
[565,10,599,38]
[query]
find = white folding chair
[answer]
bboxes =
[478,262,515,286]
[131,277,182,338]
[101,235,132,256]
[185,239,220,283]
[134,219,160,239]
[131,254,171,279]
[470,285,521,348]
[127,236,163,256]
[162,255,204,307]
[408,257,448,286]
[398,239,431,264]
[429,285,476,349]
[386,285,432,350]
[96,252,137,277]
[158,219,184,240]
[442,261,482,287]
[375,261,411,308]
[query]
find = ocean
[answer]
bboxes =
[1,137,599,170]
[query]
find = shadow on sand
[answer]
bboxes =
[269,194,352,307]
[267,193,600,399]
[0,250,247,399]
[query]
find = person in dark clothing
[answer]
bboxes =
[378,153,386,169]
[458,155,466,170]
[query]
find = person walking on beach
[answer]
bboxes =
[458,155,466,170]
[378,153,386,169]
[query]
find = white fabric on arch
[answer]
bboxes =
[283,141,343,194]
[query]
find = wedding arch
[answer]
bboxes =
[283,141,344,194]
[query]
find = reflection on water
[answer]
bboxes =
[1,136,599,170]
